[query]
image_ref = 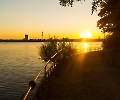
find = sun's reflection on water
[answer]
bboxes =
[83,42,89,52]
[76,42,102,53]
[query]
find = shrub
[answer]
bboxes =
[38,42,58,62]
[38,42,77,62]
[103,34,120,50]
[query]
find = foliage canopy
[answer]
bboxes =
[38,42,77,62]
[59,0,84,7]
[59,0,120,49]
[92,0,120,49]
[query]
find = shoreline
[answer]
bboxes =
[0,39,104,42]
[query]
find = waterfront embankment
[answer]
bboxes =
[44,51,120,100]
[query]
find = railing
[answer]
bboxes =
[21,50,62,100]
[21,43,102,100]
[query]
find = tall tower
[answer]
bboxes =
[42,31,43,39]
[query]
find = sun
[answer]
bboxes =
[80,31,92,39]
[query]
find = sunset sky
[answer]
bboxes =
[0,0,103,39]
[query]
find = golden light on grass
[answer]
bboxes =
[80,31,92,39]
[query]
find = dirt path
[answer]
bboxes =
[44,51,120,100]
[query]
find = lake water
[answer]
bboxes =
[0,42,102,100]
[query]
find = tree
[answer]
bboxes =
[59,0,120,49]
[93,0,120,34]
[38,42,77,62]
[59,0,84,7]
[59,0,120,34]
[38,42,58,61]
[93,0,120,49]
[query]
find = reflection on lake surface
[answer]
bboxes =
[83,42,88,52]
[0,42,102,100]
[76,42,102,53]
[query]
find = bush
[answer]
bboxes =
[38,42,77,62]
[100,49,120,67]
[103,34,120,50]
[38,42,58,61]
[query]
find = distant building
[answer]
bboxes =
[24,34,28,40]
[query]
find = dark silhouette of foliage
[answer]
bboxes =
[38,42,58,61]
[59,0,120,34]
[59,0,120,49]
[95,0,120,49]
[94,0,120,34]
[103,34,120,49]
[58,42,77,58]
[38,42,77,62]
[59,0,84,7]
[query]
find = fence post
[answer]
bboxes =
[45,65,47,85]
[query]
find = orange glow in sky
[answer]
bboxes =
[0,0,103,39]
